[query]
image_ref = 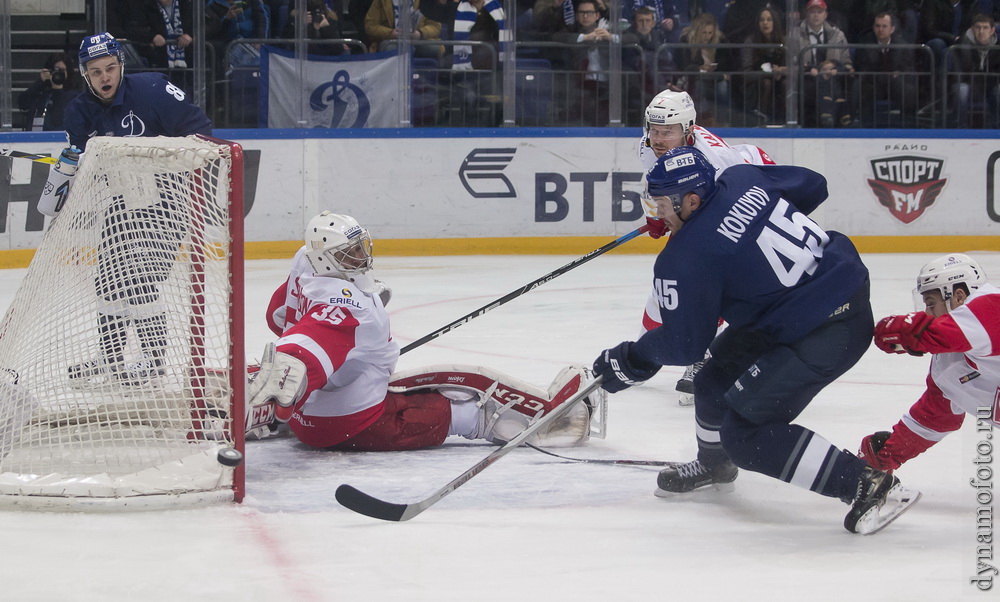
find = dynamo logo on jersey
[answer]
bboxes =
[459,148,517,198]
[866,154,947,224]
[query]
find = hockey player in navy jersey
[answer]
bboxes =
[592,147,921,534]
[64,32,212,151]
[39,32,213,386]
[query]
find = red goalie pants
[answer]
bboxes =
[289,391,452,451]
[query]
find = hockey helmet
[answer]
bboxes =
[78,32,125,74]
[914,254,987,304]
[304,211,376,292]
[644,90,697,137]
[78,32,126,98]
[646,147,717,214]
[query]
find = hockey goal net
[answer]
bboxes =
[0,135,244,509]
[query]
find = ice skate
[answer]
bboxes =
[675,360,704,406]
[655,458,738,496]
[116,354,165,385]
[844,466,921,535]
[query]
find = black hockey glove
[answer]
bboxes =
[593,341,661,393]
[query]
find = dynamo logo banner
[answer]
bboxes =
[262,47,403,128]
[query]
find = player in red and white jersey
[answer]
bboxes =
[246,212,605,450]
[860,254,1000,471]
[636,90,774,404]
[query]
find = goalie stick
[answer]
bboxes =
[0,148,57,164]
[335,377,604,521]
[526,443,677,467]
[399,225,650,354]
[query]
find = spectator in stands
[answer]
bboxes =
[534,0,601,43]
[740,5,785,124]
[950,13,1000,127]
[622,0,681,42]
[122,0,195,70]
[452,0,508,69]
[281,0,350,55]
[816,58,854,126]
[207,0,270,44]
[551,0,628,125]
[365,0,442,56]
[798,0,853,73]
[18,53,81,132]
[723,0,778,47]
[206,0,269,71]
[623,6,673,123]
[797,0,853,126]
[679,12,731,125]
[919,0,980,67]
[853,11,920,127]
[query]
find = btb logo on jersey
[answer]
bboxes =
[866,154,947,224]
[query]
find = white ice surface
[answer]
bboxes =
[0,252,996,600]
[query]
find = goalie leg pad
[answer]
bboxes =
[389,364,600,447]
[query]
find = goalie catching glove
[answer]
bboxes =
[247,342,308,422]
[873,312,934,356]
[592,341,661,393]
[38,146,81,217]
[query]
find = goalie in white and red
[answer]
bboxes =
[245,211,606,450]
[860,254,1000,471]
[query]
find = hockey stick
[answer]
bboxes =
[335,376,604,521]
[0,148,57,165]
[399,225,650,354]
[526,443,677,467]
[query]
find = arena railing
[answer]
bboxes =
[941,45,1000,129]
[796,43,937,129]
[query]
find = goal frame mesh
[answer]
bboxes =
[0,135,245,510]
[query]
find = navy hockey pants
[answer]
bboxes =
[693,280,874,499]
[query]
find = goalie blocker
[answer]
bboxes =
[246,363,607,450]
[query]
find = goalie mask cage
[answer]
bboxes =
[0,135,245,510]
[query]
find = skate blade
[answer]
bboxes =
[677,393,694,407]
[855,485,922,535]
[653,480,736,498]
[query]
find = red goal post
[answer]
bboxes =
[0,135,245,510]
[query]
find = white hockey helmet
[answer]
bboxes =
[914,253,987,303]
[304,211,376,292]
[644,90,697,137]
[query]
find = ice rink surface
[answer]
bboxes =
[0,250,997,600]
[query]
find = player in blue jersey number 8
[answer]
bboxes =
[592,147,922,535]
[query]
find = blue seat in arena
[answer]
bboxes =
[411,57,440,126]
[515,58,553,126]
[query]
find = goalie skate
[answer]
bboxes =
[844,466,921,535]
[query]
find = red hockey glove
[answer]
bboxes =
[858,431,897,472]
[873,312,934,356]
[645,216,667,239]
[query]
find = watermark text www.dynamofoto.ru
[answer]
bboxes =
[971,406,996,591]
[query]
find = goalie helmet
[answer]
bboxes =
[646,147,716,214]
[644,90,697,137]
[78,32,126,96]
[304,211,377,292]
[914,254,987,302]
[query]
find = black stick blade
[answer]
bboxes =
[335,484,410,522]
